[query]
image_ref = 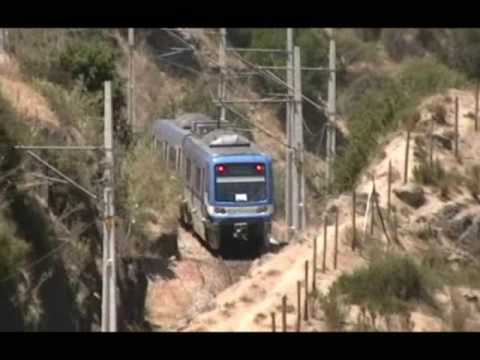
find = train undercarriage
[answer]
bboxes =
[180,203,270,259]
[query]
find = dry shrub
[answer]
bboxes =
[428,103,448,125]
[449,288,470,332]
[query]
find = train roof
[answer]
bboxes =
[152,116,270,163]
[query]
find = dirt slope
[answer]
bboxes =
[0,58,59,128]
[181,87,480,332]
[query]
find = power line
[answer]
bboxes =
[152,31,294,151]
[0,222,95,284]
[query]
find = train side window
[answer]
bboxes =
[186,158,191,183]
[163,142,168,160]
[195,166,201,193]
[169,146,176,169]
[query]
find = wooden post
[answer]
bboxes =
[322,217,328,273]
[312,235,317,293]
[297,281,301,332]
[271,312,276,332]
[387,160,392,220]
[454,96,459,158]
[429,120,435,168]
[282,295,287,332]
[334,208,339,270]
[304,260,309,321]
[370,179,376,237]
[352,190,357,251]
[373,185,392,246]
[475,81,479,132]
[404,129,411,184]
[370,187,375,237]
[393,209,398,245]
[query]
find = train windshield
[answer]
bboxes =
[215,163,267,203]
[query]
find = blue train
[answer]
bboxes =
[152,113,274,257]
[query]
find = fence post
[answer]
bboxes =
[334,208,339,270]
[312,235,317,293]
[429,120,435,168]
[297,280,301,332]
[387,160,392,220]
[282,295,287,332]
[454,96,459,158]
[352,190,357,251]
[304,260,309,321]
[475,81,479,132]
[404,129,411,184]
[271,312,276,332]
[322,217,328,273]
[370,179,376,237]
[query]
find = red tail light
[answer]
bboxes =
[255,164,265,174]
[216,164,226,174]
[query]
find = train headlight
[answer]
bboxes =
[207,205,227,216]
[256,205,273,215]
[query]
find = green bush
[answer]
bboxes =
[0,215,30,280]
[448,29,480,80]
[334,58,466,192]
[399,58,466,97]
[380,29,425,62]
[58,39,119,93]
[336,255,439,315]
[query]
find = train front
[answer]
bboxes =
[205,155,274,255]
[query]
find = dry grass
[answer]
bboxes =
[316,286,348,331]
[123,136,182,239]
[0,61,59,129]
[449,288,470,332]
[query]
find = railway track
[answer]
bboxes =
[177,226,254,284]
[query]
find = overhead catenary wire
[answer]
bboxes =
[0,221,96,284]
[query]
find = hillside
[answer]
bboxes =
[1,28,480,332]
[184,87,480,332]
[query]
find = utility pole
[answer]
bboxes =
[0,29,5,54]
[102,81,117,332]
[285,28,294,241]
[216,29,332,239]
[127,28,135,132]
[218,28,227,128]
[293,46,305,231]
[11,81,117,332]
[326,28,336,191]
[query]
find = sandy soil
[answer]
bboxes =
[180,87,480,332]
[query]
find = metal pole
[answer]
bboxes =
[285,28,294,241]
[293,46,305,231]
[218,28,227,127]
[326,28,336,191]
[102,81,116,332]
[128,28,135,131]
